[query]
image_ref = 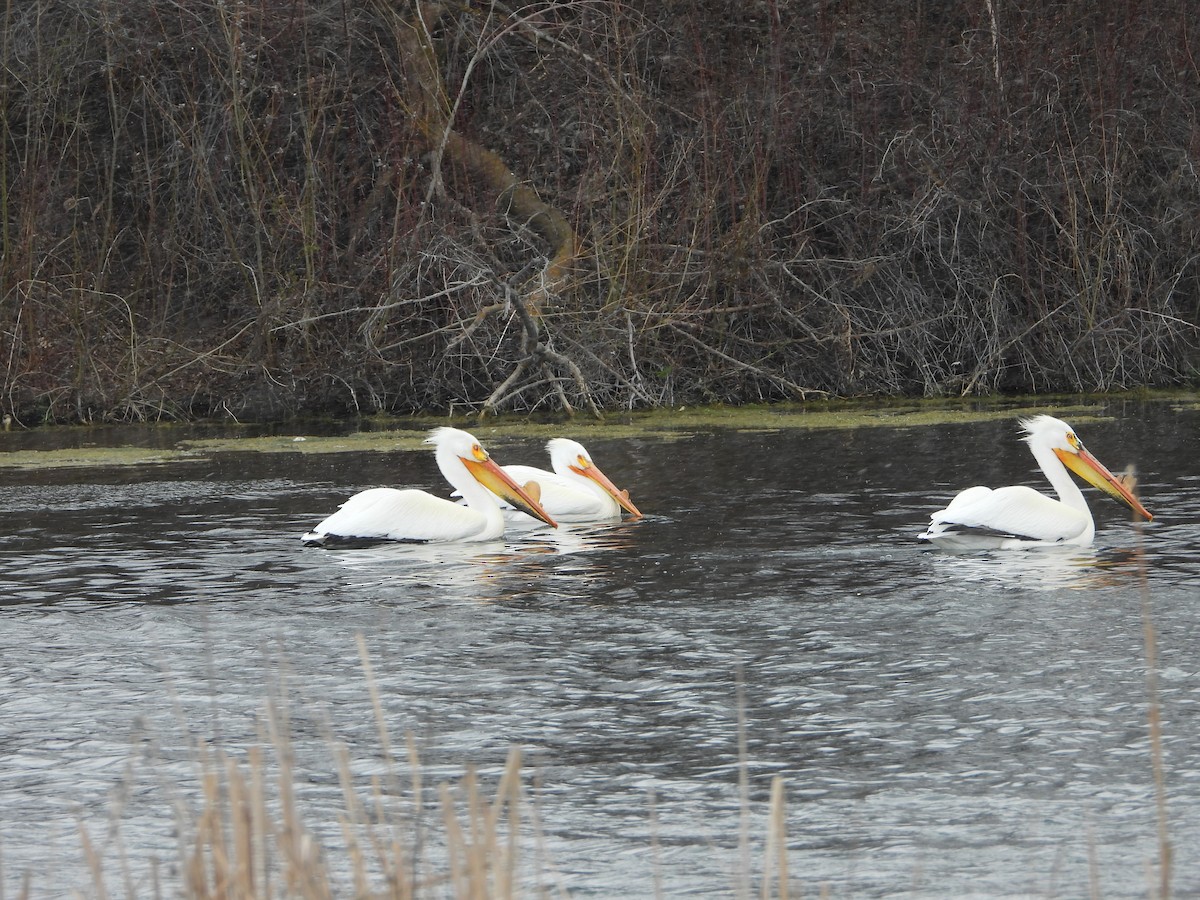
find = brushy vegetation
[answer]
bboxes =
[1,0,1198,423]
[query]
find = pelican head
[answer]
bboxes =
[547,438,643,518]
[1020,415,1152,521]
[428,428,558,528]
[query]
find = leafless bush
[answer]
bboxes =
[1,0,1196,423]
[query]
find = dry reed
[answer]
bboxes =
[8,639,795,898]
[1,605,1179,897]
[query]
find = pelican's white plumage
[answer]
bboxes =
[498,438,643,522]
[918,415,1152,550]
[302,427,557,545]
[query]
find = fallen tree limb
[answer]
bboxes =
[482,283,599,417]
[383,0,585,412]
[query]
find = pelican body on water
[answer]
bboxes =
[298,416,1152,553]
[302,428,557,546]
[497,438,643,523]
[918,415,1152,550]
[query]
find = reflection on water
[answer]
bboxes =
[921,543,1157,592]
[317,521,642,606]
[0,404,1198,897]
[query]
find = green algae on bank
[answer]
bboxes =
[167,405,1014,455]
[0,395,1171,468]
[181,399,1117,455]
[0,446,208,470]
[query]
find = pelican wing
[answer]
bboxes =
[501,465,616,519]
[304,487,488,543]
[500,465,565,492]
[447,467,568,508]
[927,484,1090,544]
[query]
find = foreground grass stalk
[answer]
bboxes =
[735,671,752,900]
[118,645,798,897]
[762,776,788,900]
[1137,523,1172,899]
[41,621,1172,897]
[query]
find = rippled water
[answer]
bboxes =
[1,403,1198,897]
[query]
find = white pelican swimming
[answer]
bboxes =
[918,415,1152,550]
[301,427,557,546]
[496,438,643,522]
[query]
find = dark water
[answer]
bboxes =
[1,403,1198,897]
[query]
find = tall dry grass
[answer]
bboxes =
[43,637,796,899]
[1,0,1197,423]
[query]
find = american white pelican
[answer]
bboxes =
[302,427,557,546]
[918,415,1152,550]
[496,438,643,522]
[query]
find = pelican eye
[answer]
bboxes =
[472,444,488,461]
[1066,432,1081,451]
[576,454,591,469]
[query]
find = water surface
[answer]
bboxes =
[1,403,1197,897]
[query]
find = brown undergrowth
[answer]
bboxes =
[1,0,1197,424]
